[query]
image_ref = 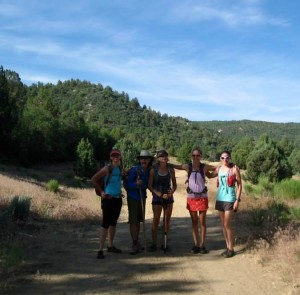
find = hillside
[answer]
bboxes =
[1,66,300,166]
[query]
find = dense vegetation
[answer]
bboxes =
[1,65,299,181]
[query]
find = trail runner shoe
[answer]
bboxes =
[97,250,104,259]
[199,246,208,254]
[107,246,122,253]
[149,244,157,252]
[191,246,200,254]
[223,249,235,258]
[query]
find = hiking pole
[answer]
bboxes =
[163,199,168,253]
[139,186,147,253]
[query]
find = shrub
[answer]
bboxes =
[7,196,31,220]
[246,135,292,183]
[289,207,300,220]
[274,179,300,200]
[74,138,97,177]
[47,179,59,193]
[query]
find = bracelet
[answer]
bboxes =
[236,198,241,202]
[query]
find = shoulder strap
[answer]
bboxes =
[200,163,205,180]
[105,164,121,186]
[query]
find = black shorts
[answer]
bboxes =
[101,198,122,228]
[215,200,234,212]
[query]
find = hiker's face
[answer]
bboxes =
[110,154,121,163]
[191,152,201,162]
[158,155,168,162]
[140,157,151,167]
[220,153,230,165]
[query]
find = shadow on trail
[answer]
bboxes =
[4,214,234,295]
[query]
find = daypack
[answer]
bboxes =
[186,162,207,194]
[123,166,142,191]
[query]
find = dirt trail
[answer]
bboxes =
[5,170,291,295]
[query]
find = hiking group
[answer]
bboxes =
[91,148,242,259]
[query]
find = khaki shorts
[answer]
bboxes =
[127,197,145,224]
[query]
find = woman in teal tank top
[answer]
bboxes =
[213,151,242,258]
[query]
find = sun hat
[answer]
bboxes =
[110,149,121,157]
[156,150,168,158]
[137,150,153,159]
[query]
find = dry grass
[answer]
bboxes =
[0,163,300,289]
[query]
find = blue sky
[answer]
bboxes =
[1,0,300,122]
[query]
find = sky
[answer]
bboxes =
[1,0,300,123]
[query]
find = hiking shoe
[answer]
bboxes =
[97,250,104,259]
[149,244,157,252]
[191,246,200,254]
[137,241,144,251]
[160,245,171,252]
[223,249,235,258]
[107,246,122,253]
[199,246,208,254]
[130,244,139,255]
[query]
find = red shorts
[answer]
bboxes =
[186,197,208,212]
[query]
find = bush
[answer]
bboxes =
[47,179,59,193]
[246,135,292,183]
[289,207,300,220]
[7,196,31,220]
[273,179,300,200]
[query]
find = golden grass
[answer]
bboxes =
[0,163,299,287]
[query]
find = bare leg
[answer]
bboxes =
[189,211,199,246]
[199,211,207,247]
[99,227,108,250]
[108,226,116,247]
[151,205,162,245]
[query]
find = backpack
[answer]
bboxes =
[123,166,142,191]
[186,162,207,194]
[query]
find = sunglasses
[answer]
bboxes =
[111,153,120,157]
[140,156,150,160]
[220,156,230,160]
[192,155,201,157]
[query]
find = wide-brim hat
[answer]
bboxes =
[156,149,168,158]
[137,150,153,159]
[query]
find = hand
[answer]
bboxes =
[136,179,143,187]
[167,189,173,198]
[161,193,169,199]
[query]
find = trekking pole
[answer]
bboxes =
[139,186,147,253]
[163,199,168,253]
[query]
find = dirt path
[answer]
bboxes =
[5,171,291,295]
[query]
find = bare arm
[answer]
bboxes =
[204,164,218,179]
[147,168,162,197]
[91,166,108,197]
[169,163,189,172]
[233,166,242,211]
[169,168,177,196]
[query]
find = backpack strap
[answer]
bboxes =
[105,164,121,187]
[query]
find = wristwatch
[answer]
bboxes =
[236,198,241,202]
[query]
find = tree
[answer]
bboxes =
[0,66,15,155]
[74,138,97,177]
[231,137,254,169]
[288,148,300,175]
[246,135,292,183]
[176,142,193,163]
